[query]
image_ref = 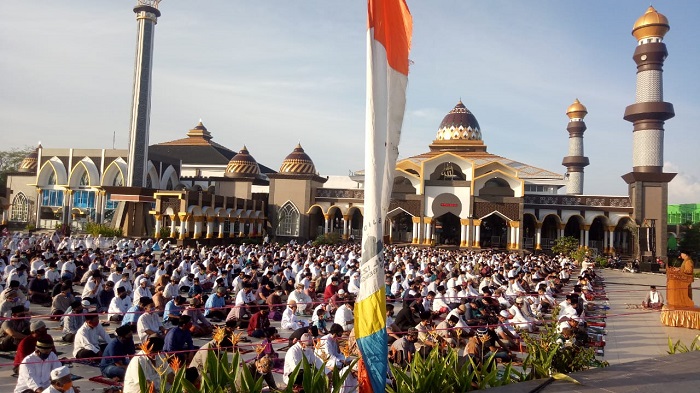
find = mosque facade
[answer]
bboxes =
[1,6,674,263]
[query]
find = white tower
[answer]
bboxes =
[562,99,590,195]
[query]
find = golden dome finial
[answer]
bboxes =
[566,98,587,119]
[632,6,669,41]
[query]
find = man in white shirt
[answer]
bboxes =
[14,338,60,393]
[333,301,355,332]
[315,323,348,369]
[283,333,324,385]
[108,287,132,322]
[137,299,166,342]
[123,336,170,393]
[281,300,308,330]
[73,314,110,359]
[132,277,152,307]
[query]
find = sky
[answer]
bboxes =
[1,1,698,203]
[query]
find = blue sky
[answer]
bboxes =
[1,1,698,203]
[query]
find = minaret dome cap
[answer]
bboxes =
[566,99,588,119]
[632,6,669,40]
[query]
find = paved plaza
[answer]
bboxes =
[1,268,698,393]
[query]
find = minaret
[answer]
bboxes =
[126,0,161,187]
[622,6,676,262]
[562,99,590,195]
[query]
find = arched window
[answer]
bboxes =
[47,171,57,186]
[278,202,300,237]
[79,171,89,187]
[166,177,174,190]
[10,193,29,222]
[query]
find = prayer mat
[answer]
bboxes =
[89,376,122,386]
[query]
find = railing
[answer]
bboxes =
[524,195,631,208]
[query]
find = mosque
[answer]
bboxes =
[0,5,675,264]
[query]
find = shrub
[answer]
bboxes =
[552,236,580,257]
[312,232,342,246]
[84,222,122,237]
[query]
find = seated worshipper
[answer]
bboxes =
[228,283,257,322]
[121,297,149,329]
[334,300,355,332]
[182,297,213,337]
[282,333,324,386]
[13,320,54,375]
[389,327,418,366]
[494,310,520,351]
[464,327,517,367]
[312,307,329,334]
[0,305,31,351]
[0,288,25,318]
[394,301,419,333]
[14,338,61,393]
[556,316,588,347]
[163,295,187,327]
[287,325,319,347]
[414,311,438,357]
[642,285,665,310]
[164,315,195,364]
[61,300,86,342]
[188,277,204,298]
[287,283,314,315]
[123,335,173,393]
[108,286,132,322]
[100,325,136,381]
[250,355,279,392]
[386,303,401,343]
[247,306,278,338]
[266,285,285,321]
[27,269,52,304]
[137,298,167,342]
[73,313,111,359]
[316,323,350,369]
[45,365,77,393]
[435,315,460,348]
[204,286,229,322]
[81,270,104,305]
[97,280,116,313]
[281,300,309,330]
[132,277,152,308]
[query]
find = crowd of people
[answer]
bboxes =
[0,230,604,393]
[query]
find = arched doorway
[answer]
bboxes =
[614,217,636,256]
[522,214,537,250]
[349,208,363,241]
[541,215,560,251]
[589,216,607,253]
[435,213,460,246]
[564,216,583,244]
[481,214,507,249]
[308,206,325,239]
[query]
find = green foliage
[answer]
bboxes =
[312,232,342,246]
[0,146,33,188]
[159,226,172,239]
[387,347,521,393]
[594,256,608,268]
[551,236,580,257]
[667,335,700,354]
[522,307,608,379]
[25,222,36,231]
[84,222,123,237]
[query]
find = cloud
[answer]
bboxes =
[665,162,700,204]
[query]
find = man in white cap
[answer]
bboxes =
[282,332,324,385]
[14,337,60,393]
[132,277,152,307]
[45,365,77,393]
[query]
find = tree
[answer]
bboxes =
[678,223,700,263]
[0,146,32,189]
[551,236,579,256]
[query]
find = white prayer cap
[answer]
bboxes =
[51,365,71,380]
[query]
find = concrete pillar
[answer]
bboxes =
[412,217,420,244]
[154,214,162,238]
[178,213,188,240]
[257,220,263,237]
[218,218,225,239]
[424,218,433,245]
[608,226,616,254]
[206,216,215,239]
[324,214,331,234]
[535,222,543,250]
[583,225,590,248]
[473,219,481,248]
[169,215,177,238]
[342,216,349,240]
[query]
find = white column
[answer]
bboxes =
[465,222,471,249]
[474,221,481,248]
[515,226,521,249]
[179,215,187,240]
[324,215,330,234]
[412,220,419,244]
[579,229,585,246]
[535,225,542,250]
[154,214,162,238]
[170,215,177,238]
[257,220,263,237]
[608,229,615,254]
[205,218,214,239]
[583,226,590,248]
[460,224,466,247]
[342,218,349,239]
[424,220,433,245]
[218,219,225,239]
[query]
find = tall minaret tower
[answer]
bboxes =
[622,6,676,262]
[562,99,590,195]
[126,0,161,187]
